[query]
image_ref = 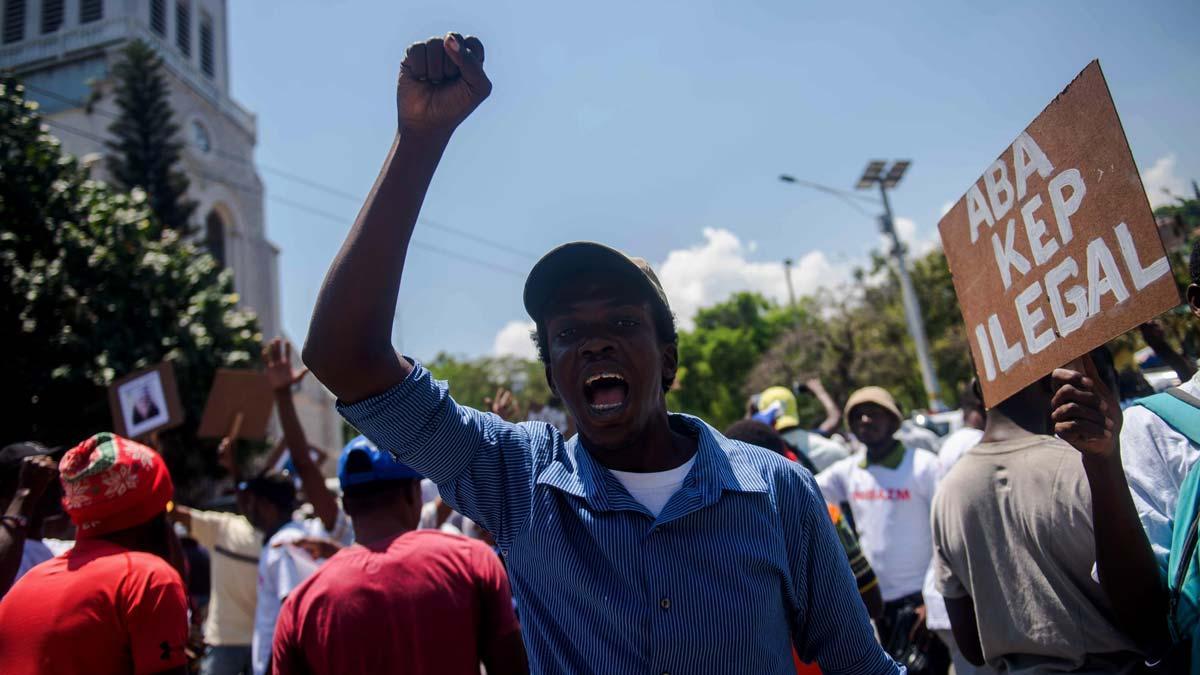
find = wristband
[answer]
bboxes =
[0,514,29,530]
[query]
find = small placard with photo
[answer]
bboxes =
[107,362,185,440]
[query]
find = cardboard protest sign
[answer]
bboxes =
[197,369,275,441]
[108,362,185,440]
[938,61,1180,407]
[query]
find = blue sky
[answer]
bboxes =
[228,1,1200,362]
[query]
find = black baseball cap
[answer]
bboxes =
[523,242,672,325]
[0,442,54,467]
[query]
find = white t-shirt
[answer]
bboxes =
[897,421,942,454]
[936,427,984,478]
[527,406,570,434]
[14,539,53,584]
[781,428,849,473]
[920,426,982,631]
[1120,371,1200,568]
[251,512,352,675]
[817,446,940,602]
[418,499,467,535]
[609,456,697,518]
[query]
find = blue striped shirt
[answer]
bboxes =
[339,361,902,675]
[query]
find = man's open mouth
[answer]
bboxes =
[583,371,629,414]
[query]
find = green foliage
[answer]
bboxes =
[670,248,976,429]
[1154,182,1200,235]
[426,352,552,414]
[669,292,804,430]
[0,78,261,500]
[106,39,197,234]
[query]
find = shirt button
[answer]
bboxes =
[660,597,671,610]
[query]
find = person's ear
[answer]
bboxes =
[544,366,559,399]
[661,343,679,392]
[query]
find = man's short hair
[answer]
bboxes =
[531,303,679,393]
[241,474,296,512]
[959,380,984,416]
[1190,238,1199,287]
[723,419,787,456]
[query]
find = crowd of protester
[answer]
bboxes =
[0,31,1198,675]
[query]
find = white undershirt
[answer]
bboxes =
[609,456,697,517]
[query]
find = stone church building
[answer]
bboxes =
[1,0,343,461]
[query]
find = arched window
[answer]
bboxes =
[79,0,101,23]
[2,0,25,44]
[149,0,165,36]
[205,211,226,267]
[199,11,214,77]
[175,0,190,56]
[42,0,63,34]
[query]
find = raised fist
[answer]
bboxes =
[397,33,491,134]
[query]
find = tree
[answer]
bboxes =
[1,78,260,501]
[425,353,552,415]
[669,292,803,430]
[670,246,976,430]
[106,39,196,234]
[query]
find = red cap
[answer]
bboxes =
[60,433,174,538]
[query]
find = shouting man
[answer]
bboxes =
[303,32,899,674]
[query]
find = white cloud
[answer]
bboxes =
[657,228,848,329]
[1142,154,1188,209]
[883,216,941,257]
[492,320,537,360]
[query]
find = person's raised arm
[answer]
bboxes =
[265,339,341,534]
[806,378,842,436]
[1052,356,1170,655]
[1140,320,1197,384]
[303,33,491,403]
[0,455,58,595]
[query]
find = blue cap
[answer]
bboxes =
[337,435,422,489]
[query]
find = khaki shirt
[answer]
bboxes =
[189,510,260,646]
[931,436,1141,673]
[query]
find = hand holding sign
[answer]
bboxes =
[1051,355,1121,458]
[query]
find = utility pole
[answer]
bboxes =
[783,258,797,308]
[857,160,944,411]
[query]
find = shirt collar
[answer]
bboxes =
[535,413,769,515]
[859,441,906,469]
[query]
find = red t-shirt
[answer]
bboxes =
[0,538,189,674]
[271,529,519,675]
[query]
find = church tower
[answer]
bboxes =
[2,0,343,459]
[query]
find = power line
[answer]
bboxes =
[39,117,525,278]
[21,81,536,260]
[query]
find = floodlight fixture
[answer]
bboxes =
[882,160,911,188]
[856,160,887,189]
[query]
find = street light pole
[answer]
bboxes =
[783,258,797,308]
[875,178,943,411]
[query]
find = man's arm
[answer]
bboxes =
[1052,358,1170,654]
[264,339,340,534]
[787,472,900,673]
[944,595,985,666]
[0,455,57,595]
[806,378,842,437]
[303,33,491,403]
[1140,321,1197,383]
